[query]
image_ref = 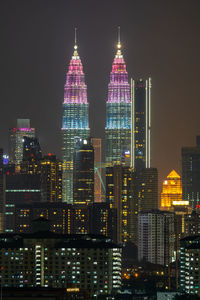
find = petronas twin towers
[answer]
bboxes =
[62,31,133,203]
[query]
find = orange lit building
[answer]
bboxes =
[161,170,184,210]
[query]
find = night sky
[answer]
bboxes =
[1,0,200,192]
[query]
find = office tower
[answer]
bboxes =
[0,149,5,233]
[15,202,72,234]
[15,202,117,241]
[161,170,183,210]
[73,138,94,204]
[9,119,35,171]
[131,79,151,170]
[182,136,200,209]
[5,173,41,232]
[160,171,191,287]
[137,168,158,212]
[91,137,102,202]
[105,31,131,166]
[0,221,122,297]
[138,210,175,266]
[40,154,62,203]
[21,136,42,174]
[184,211,200,236]
[71,204,90,234]
[90,202,117,242]
[180,235,200,295]
[106,165,136,243]
[62,37,90,203]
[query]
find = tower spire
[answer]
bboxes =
[73,27,78,58]
[74,27,77,49]
[116,26,122,56]
[118,26,121,46]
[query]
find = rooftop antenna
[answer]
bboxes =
[74,27,78,50]
[117,26,121,50]
[118,26,120,44]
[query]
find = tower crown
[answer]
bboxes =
[167,169,180,179]
[72,27,79,60]
[107,27,130,103]
[64,29,87,104]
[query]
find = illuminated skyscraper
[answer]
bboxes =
[131,78,151,170]
[0,149,5,233]
[62,33,90,203]
[40,154,62,203]
[161,170,184,210]
[106,165,136,243]
[138,167,158,212]
[9,119,35,171]
[21,136,42,175]
[105,29,131,166]
[73,138,94,204]
[138,210,174,266]
[182,136,200,209]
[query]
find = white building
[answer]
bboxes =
[138,210,174,265]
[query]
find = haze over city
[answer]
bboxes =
[1,0,200,189]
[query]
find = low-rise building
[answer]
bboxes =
[0,219,121,298]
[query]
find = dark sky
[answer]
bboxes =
[1,0,200,191]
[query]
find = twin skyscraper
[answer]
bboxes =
[61,29,151,203]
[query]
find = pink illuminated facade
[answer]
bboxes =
[107,52,131,104]
[105,35,131,166]
[62,42,90,203]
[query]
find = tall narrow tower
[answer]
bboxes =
[131,78,151,170]
[105,28,131,166]
[62,31,90,203]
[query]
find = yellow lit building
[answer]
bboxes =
[161,170,183,210]
[40,154,62,202]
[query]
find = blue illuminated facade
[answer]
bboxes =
[105,41,131,166]
[62,44,89,203]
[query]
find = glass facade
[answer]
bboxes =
[105,42,131,166]
[131,78,151,170]
[62,45,90,203]
[9,119,35,171]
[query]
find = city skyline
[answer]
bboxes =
[1,0,200,190]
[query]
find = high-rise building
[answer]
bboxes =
[9,119,35,171]
[91,138,102,203]
[180,235,200,295]
[15,202,72,234]
[15,202,117,241]
[182,136,200,209]
[0,149,5,233]
[160,170,191,287]
[73,138,94,204]
[5,173,41,232]
[161,170,184,210]
[71,204,90,234]
[130,79,151,170]
[105,31,131,166]
[184,211,200,237]
[62,37,90,203]
[137,168,158,212]
[106,165,136,243]
[40,154,62,203]
[138,210,175,266]
[90,202,117,242]
[21,136,42,175]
